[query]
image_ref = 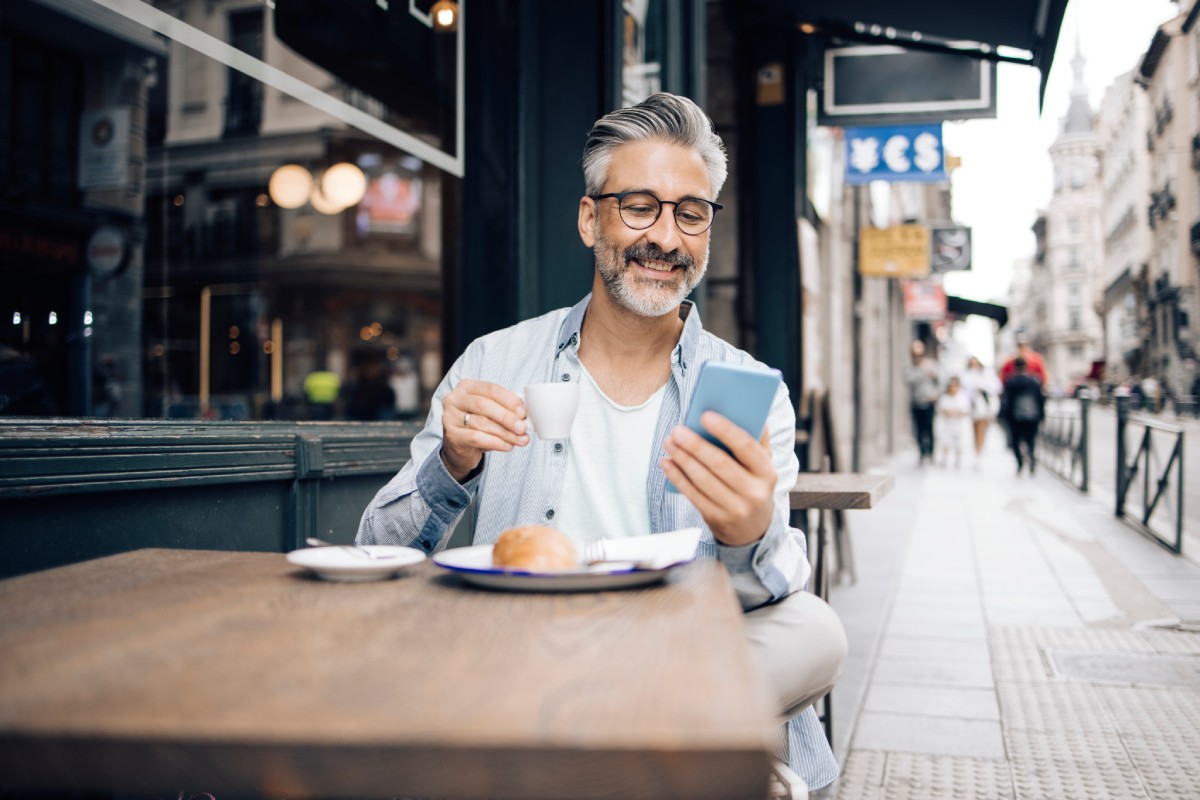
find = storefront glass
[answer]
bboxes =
[1,0,461,421]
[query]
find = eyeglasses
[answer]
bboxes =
[590,191,723,235]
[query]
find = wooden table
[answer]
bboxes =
[789,471,894,598]
[0,549,775,799]
[789,471,895,511]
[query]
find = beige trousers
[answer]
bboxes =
[744,590,848,721]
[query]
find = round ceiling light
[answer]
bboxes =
[431,0,458,32]
[320,162,368,210]
[309,182,345,215]
[268,164,313,209]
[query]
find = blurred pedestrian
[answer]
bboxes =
[999,339,1049,386]
[908,340,939,466]
[1001,357,1045,475]
[389,357,421,420]
[347,358,396,421]
[1141,376,1161,413]
[303,370,340,420]
[0,343,57,416]
[936,376,971,469]
[959,355,1000,470]
[91,355,122,417]
[1130,380,1145,410]
[1191,374,1200,418]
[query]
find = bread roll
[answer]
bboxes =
[492,525,578,571]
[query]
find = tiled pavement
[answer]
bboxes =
[818,429,1200,799]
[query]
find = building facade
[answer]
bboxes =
[1097,69,1153,387]
[1040,47,1106,393]
[1139,9,1200,399]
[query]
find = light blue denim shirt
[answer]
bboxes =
[358,294,839,789]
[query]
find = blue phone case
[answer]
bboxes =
[666,361,782,493]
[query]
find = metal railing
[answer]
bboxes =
[1115,395,1186,554]
[1038,396,1090,492]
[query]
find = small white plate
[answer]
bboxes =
[287,545,426,582]
[432,544,694,592]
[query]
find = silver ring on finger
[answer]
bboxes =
[463,413,471,428]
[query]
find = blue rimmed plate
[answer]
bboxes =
[432,544,694,592]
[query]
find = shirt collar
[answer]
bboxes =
[556,293,702,371]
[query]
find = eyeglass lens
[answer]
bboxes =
[618,192,714,234]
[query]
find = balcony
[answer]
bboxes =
[1154,99,1174,136]
[1148,186,1176,229]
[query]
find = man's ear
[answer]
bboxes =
[578,196,597,248]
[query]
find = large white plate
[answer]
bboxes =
[432,544,695,592]
[287,545,426,582]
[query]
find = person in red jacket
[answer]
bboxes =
[999,340,1048,387]
[1001,357,1046,475]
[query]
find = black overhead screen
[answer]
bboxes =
[749,0,1068,80]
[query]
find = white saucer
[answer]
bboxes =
[287,545,426,582]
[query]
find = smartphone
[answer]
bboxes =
[666,361,783,493]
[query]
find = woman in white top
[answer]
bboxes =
[958,356,1001,468]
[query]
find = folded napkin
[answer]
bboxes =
[587,528,701,568]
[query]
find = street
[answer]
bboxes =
[825,430,1200,799]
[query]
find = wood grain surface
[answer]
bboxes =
[788,472,895,510]
[0,549,775,798]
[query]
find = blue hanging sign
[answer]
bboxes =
[844,124,946,184]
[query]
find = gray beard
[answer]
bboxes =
[593,231,709,318]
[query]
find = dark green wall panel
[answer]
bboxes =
[0,420,413,579]
[0,482,290,579]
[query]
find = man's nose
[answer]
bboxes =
[641,204,685,253]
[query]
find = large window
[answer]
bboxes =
[2,0,461,421]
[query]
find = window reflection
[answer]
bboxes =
[622,0,665,106]
[1,0,455,421]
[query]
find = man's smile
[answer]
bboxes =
[631,257,682,274]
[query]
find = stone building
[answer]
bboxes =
[1138,8,1200,399]
[1097,69,1153,387]
[1039,46,1106,392]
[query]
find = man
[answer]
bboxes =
[907,340,939,465]
[358,93,846,790]
[1001,357,1045,475]
[999,339,1048,386]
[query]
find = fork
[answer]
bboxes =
[305,536,402,561]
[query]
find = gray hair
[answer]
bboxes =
[582,93,727,198]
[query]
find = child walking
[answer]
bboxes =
[936,376,972,469]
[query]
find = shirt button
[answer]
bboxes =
[553,442,563,453]
[561,373,570,381]
[545,509,555,520]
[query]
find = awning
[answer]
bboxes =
[947,295,1008,328]
[24,0,169,57]
[748,0,1069,100]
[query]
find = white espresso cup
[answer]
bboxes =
[522,382,580,440]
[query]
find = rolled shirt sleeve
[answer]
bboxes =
[357,349,482,553]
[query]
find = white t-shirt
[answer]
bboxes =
[936,392,972,445]
[553,366,667,542]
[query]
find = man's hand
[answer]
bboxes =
[440,379,529,482]
[660,411,777,546]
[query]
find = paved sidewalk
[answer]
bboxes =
[819,429,1200,799]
